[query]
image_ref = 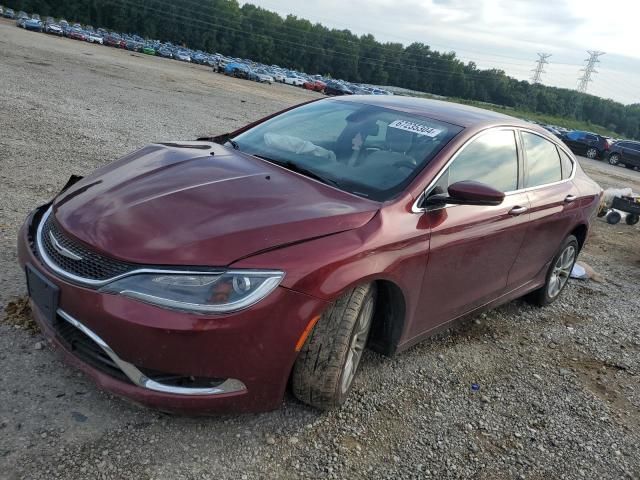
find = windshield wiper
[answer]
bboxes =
[201,133,239,150]
[252,155,340,188]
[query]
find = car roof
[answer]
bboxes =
[331,95,527,129]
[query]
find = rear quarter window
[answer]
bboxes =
[558,148,574,179]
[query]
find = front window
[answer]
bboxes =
[231,100,462,201]
[430,129,519,194]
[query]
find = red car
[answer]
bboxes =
[303,79,327,92]
[18,97,601,413]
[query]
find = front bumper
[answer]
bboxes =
[18,206,328,413]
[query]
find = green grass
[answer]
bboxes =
[411,93,621,138]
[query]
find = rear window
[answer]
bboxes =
[523,132,562,187]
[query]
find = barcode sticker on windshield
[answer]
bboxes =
[389,120,442,137]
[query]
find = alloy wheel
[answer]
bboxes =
[340,295,375,394]
[547,245,575,299]
[608,154,619,166]
[586,148,598,159]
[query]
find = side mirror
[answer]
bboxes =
[423,181,505,208]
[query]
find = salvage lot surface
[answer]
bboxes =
[1,20,639,480]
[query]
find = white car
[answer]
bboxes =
[284,76,305,86]
[87,33,103,44]
[273,73,285,83]
[256,73,274,84]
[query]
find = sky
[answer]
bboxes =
[245,0,640,105]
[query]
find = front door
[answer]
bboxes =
[412,128,529,336]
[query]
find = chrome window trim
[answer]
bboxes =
[57,309,247,396]
[411,126,576,213]
[36,207,226,287]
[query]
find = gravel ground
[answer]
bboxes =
[1,20,640,480]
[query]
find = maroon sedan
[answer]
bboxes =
[18,97,601,413]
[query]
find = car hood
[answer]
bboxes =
[52,142,379,266]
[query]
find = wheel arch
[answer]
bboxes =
[367,279,407,357]
[570,223,588,252]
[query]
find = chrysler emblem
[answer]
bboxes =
[48,231,83,261]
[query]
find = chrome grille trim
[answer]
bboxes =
[57,310,247,396]
[36,207,223,287]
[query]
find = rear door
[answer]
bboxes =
[414,128,530,334]
[625,142,640,167]
[509,131,582,286]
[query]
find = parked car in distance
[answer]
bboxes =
[67,27,86,41]
[104,33,123,47]
[303,79,326,92]
[44,20,63,35]
[284,76,305,86]
[325,81,353,96]
[86,31,104,44]
[174,50,191,62]
[142,44,156,55]
[3,7,15,19]
[249,69,274,84]
[23,15,43,32]
[607,140,640,169]
[18,97,601,414]
[16,11,29,27]
[560,130,613,159]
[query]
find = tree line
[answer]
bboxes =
[5,0,640,139]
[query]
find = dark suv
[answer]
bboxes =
[561,131,613,160]
[608,140,640,169]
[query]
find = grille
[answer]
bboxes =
[54,317,132,384]
[39,213,137,282]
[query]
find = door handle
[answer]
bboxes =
[509,206,528,216]
[564,195,577,203]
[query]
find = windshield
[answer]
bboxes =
[232,100,462,201]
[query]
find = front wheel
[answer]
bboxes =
[586,147,598,159]
[608,153,620,166]
[292,283,377,410]
[529,235,578,306]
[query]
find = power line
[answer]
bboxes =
[577,51,605,93]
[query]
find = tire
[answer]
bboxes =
[606,211,621,224]
[608,153,620,166]
[586,147,598,159]
[529,235,578,306]
[626,214,639,226]
[292,283,377,410]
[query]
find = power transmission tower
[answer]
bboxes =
[531,53,551,84]
[577,51,605,93]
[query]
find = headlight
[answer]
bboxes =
[99,270,284,314]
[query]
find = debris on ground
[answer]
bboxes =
[2,296,38,333]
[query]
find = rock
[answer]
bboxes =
[266,436,276,445]
[288,437,299,445]
[34,341,44,350]
[480,395,490,403]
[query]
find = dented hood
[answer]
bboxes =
[52,142,379,266]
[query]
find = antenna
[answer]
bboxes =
[531,53,551,84]
[577,51,605,93]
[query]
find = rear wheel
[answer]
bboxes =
[626,214,639,226]
[292,283,377,410]
[586,147,598,159]
[529,235,578,306]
